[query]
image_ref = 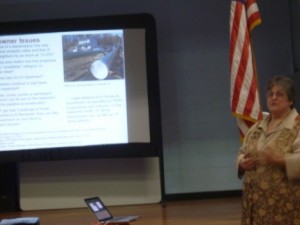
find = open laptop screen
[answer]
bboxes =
[85,197,113,221]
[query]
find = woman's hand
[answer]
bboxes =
[239,153,257,171]
[259,150,285,169]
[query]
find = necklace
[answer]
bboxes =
[267,119,283,133]
[267,109,292,133]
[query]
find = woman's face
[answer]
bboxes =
[267,85,293,116]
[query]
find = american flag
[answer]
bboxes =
[229,0,263,139]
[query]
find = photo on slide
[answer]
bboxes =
[62,31,125,82]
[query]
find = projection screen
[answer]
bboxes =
[0,14,162,162]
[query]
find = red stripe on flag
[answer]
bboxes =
[245,0,256,8]
[248,12,261,30]
[243,74,256,116]
[232,29,250,113]
[229,2,242,67]
[245,0,262,30]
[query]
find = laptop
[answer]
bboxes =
[84,197,139,223]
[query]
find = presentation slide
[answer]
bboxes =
[0,29,148,151]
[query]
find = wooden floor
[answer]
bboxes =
[0,197,242,225]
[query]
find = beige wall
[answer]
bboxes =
[19,157,161,210]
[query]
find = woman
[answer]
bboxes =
[237,76,300,225]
